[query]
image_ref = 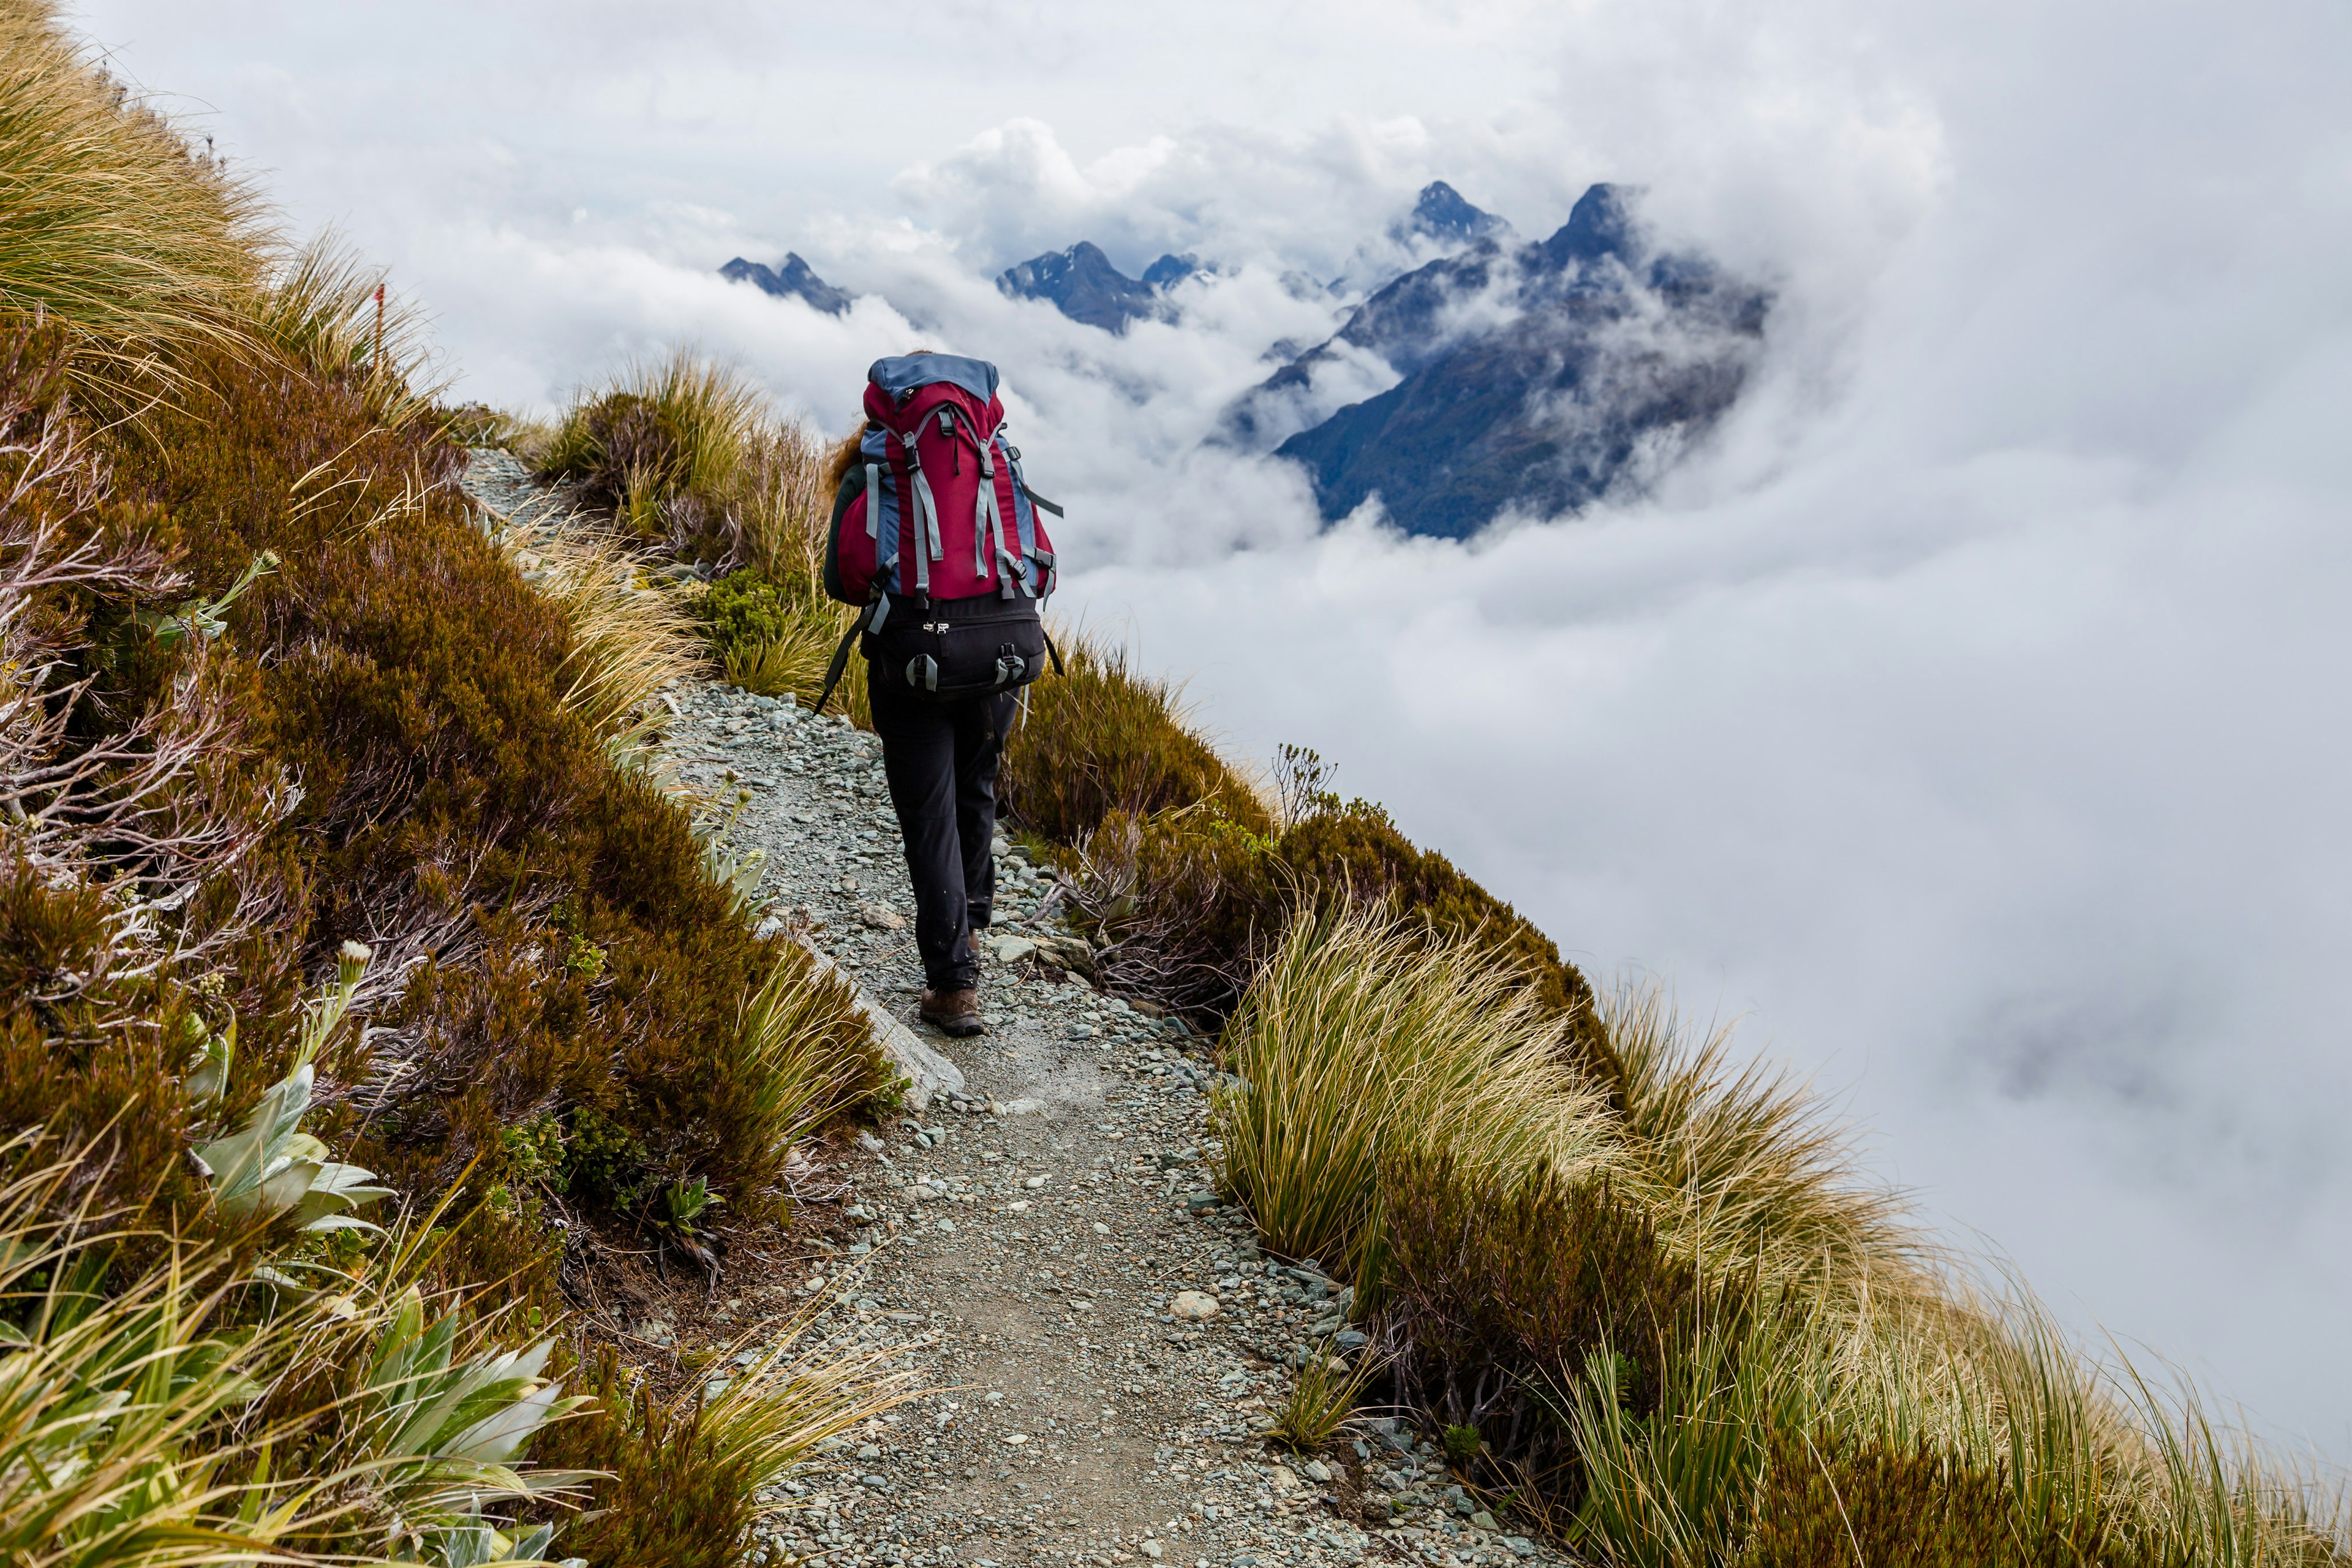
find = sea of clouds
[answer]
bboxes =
[77,0,2352,1457]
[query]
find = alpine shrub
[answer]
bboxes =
[1738,1431,2101,1568]
[1378,1148,1711,1499]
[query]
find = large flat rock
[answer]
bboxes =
[797,938,966,1110]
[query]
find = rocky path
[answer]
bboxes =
[461,453,1566,1568]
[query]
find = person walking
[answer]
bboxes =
[815,353,1060,1038]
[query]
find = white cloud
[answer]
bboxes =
[70,0,2352,1462]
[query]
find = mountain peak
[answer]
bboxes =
[1403,181,1510,246]
[1537,183,1640,272]
[997,242,1162,333]
[1141,252,1204,291]
[719,252,853,315]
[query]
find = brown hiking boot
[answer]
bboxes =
[918,987,985,1038]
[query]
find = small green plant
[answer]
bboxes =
[657,1175,720,1236]
[695,565,871,722]
[190,941,393,1234]
[127,547,278,650]
[562,1105,651,1209]
[500,1113,567,1187]
[562,931,606,979]
[1444,1423,1482,1466]
[695,804,770,916]
[1267,1337,1382,1453]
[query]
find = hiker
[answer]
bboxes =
[814,353,1060,1038]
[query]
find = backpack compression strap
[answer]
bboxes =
[897,427,944,594]
[813,596,887,717]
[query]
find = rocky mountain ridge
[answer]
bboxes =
[722,251,857,314]
[1240,184,1770,537]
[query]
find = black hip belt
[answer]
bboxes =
[813,593,1062,714]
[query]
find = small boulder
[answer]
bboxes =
[986,933,1037,964]
[1169,1291,1221,1321]
[858,902,908,931]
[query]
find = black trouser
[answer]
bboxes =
[867,674,1016,993]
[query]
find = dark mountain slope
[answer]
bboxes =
[998,241,1168,332]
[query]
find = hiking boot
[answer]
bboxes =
[919,987,985,1038]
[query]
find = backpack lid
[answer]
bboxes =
[869,353,999,403]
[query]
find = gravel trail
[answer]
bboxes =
[461,451,1567,1568]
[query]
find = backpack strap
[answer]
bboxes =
[1000,435,1060,597]
[861,429,905,594]
[892,424,945,595]
[814,596,886,717]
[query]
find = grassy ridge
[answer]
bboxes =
[1,8,911,1563]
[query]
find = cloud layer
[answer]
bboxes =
[73,0,2352,1457]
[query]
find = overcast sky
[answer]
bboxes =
[71,0,2352,1459]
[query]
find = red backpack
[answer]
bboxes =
[824,354,1058,607]
[817,355,1062,710]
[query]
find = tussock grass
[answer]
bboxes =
[731,412,835,584]
[1268,1338,1384,1453]
[739,946,897,1170]
[1562,1302,1841,1568]
[538,349,768,517]
[535,348,843,579]
[249,232,444,429]
[1213,905,1619,1283]
[497,513,709,750]
[0,1,268,397]
[1217,916,2350,1561]
[556,1298,922,1567]
[1601,980,1929,1306]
